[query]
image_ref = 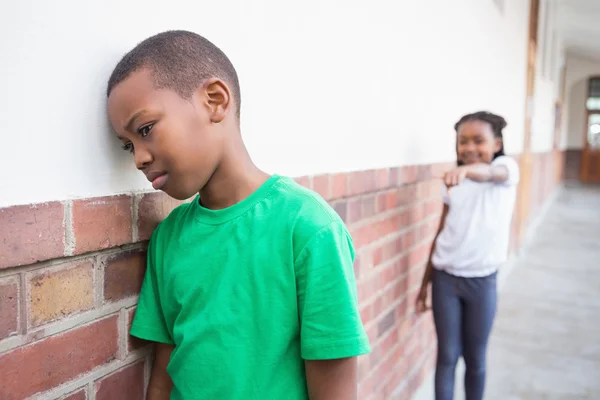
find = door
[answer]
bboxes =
[581,111,600,182]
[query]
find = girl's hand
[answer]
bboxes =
[415,284,430,314]
[443,166,469,188]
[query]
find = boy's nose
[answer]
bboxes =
[134,148,153,170]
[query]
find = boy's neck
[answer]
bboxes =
[199,137,270,210]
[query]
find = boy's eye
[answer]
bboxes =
[138,123,154,137]
[122,142,134,153]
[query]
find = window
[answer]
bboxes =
[586,78,600,111]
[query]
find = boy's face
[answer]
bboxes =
[108,69,224,200]
[456,120,501,165]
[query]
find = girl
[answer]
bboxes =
[416,111,520,400]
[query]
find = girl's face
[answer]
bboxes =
[456,120,502,165]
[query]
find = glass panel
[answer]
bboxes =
[587,97,600,110]
[590,79,600,97]
[588,114,600,149]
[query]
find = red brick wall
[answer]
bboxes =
[0,154,562,400]
[528,150,565,219]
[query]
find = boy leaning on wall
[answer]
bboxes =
[106,30,370,399]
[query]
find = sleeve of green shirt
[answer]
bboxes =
[130,231,174,345]
[295,221,371,360]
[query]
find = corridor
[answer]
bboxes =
[414,184,600,399]
[486,184,600,399]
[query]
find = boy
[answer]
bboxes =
[107,30,370,400]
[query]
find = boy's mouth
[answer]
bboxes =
[146,171,169,190]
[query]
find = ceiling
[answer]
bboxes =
[555,0,600,60]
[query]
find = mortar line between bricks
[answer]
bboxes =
[356,243,435,316]
[19,272,27,336]
[94,256,105,309]
[389,346,436,398]
[361,330,420,388]
[376,314,424,358]
[87,381,95,400]
[354,212,441,256]
[118,307,127,360]
[0,242,147,278]
[132,193,141,243]
[347,178,441,200]
[369,312,403,347]
[63,200,75,256]
[347,194,441,230]
[30,349,150,400]
[357,220,438,266]
[0,299,138,354]
[357,229,438,284]
[361,318,428,385]
[362,291,409,332]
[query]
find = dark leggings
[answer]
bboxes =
[431,269,497,400]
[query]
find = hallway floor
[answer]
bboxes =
[412,184,600,399]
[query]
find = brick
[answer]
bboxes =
[73,195,132,254]
[137,192,187,241]
[349,170,377,196]
[361,195,377,219]
[398,166,418,185]
[415,164,432,180]
[376,169,390,189]
[331,173,348,199]
[127,307,148,351]
[347,199,362,224]
[376,190,398,213]
[95,360,145,400]
[0,315,118,400]
[351,213,400,248]
[294,176,311,189]
[332,201,347,223]
[357,273,380,304]
[312,175,330,200]
[0,202,64,269]
[397,185,417,206]
[29,261,94,327]
[389,168,400,186]
[0,277,19,340]
[104,250,146,303]
[353,252,363,278]
[395,296,411,322]
[63,388,87,400]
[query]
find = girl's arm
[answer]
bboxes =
[463,163,511,183]
[416,203,449,313]
[443,163,511,187]
[421,204,449,286]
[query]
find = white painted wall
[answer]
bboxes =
[562,54,600,149]
[531,0,566,152]
[1,0,533,207]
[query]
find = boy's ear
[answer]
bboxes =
[202,78,231,123]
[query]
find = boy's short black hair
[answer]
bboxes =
[107,30,241,118]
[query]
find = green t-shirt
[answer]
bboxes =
[131,175,370,399]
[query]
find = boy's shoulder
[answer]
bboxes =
[273,177,343,230]
[148,175,348,247]
[272,176,350,255]
[148,198,195,243]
